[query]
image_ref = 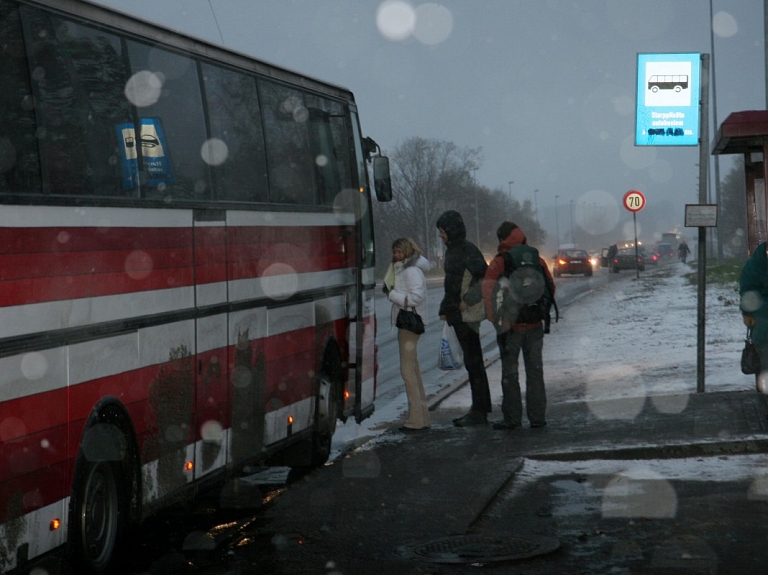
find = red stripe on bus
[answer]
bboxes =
[0,268,195,306]
[0,248,193,281]
[0,227,193,255]
[0,225,353,306]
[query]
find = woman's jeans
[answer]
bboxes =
[398,328,430,428]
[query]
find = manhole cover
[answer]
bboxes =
[395,534,560,564]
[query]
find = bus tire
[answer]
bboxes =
[68,411,137,573]
[310,345,342,467]
[68,458,122,573]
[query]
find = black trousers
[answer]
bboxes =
[453,320,492,413]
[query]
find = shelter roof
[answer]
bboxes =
[712,110,768,155]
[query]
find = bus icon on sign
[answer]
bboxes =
[647,75,689,93]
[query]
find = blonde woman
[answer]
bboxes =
[384,237,430,431]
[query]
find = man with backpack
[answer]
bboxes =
[482,221,556,430]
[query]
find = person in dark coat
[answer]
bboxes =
[436,210,492,426]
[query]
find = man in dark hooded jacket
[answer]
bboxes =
[436,210,492,426]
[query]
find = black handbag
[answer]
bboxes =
[741,327,761,375]
[396,307,425,334]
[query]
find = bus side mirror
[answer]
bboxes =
[373,156,392,202]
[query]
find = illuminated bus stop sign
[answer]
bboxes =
[635,53,701,147]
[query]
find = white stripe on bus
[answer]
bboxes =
[1,295,347,401]
[0,268,353,340]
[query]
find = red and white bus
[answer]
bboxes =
[0,0,392,572]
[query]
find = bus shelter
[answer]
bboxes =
[712,110,768,254]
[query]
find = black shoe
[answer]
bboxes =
[492,419,521,430]
[453,411,487,427]
[399,425,429,433]
[530,421,547,428]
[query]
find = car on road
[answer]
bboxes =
[639,246,658,266]
[656,242,674,259]
[611,247,645,272]
[553,249,593,277]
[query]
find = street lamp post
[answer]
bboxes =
[424,198,430,263]
[533,189,539,245]
[555,194,560,249]
[474,169,480,246]
[569,200,574,244]
[417,145,430,264]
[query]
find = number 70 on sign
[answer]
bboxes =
[623,190,646,212]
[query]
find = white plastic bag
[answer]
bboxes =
[438,321,464,370]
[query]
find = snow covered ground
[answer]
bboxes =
[331,260,752,459]
[534,260,748,408]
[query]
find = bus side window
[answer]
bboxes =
[21,8,131,197]
[304,95,353,206]
[258,80,316,205]
[0,4,41,195]
[202,63,269,203]
[126,41,210,201]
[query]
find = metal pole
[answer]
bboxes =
[633,212,640,280]
[534,189,539,246]
[424,197,430,264]
[474,189,480,246]
[474,171,480,246]
[710,0,723,263]
[765,0,768,109]
[696,53,710,394]
[418,144,430,263]
[569,200,574,244]
[555,195,560,249]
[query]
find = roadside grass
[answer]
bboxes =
[684,257,744,296]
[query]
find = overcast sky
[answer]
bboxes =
[90,0,765,247]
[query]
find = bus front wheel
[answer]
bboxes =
[310,348,342,467]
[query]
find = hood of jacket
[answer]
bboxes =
[497,226,526,254]
[397,253,430,272]
[436,210,466,246]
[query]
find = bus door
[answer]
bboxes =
[192,210,229,480]
[349,109,377,422]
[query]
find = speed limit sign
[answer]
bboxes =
[623,190,646,212]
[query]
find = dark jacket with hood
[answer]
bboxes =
[482,225,556,329]
[436,210,487,326]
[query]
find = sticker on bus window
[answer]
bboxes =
[116,118,175,189]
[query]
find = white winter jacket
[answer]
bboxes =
[388,254,429,328]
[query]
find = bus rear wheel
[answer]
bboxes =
[69,459,121,572]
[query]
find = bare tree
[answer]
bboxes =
[373,137,482,269]
[372,137,551,275]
